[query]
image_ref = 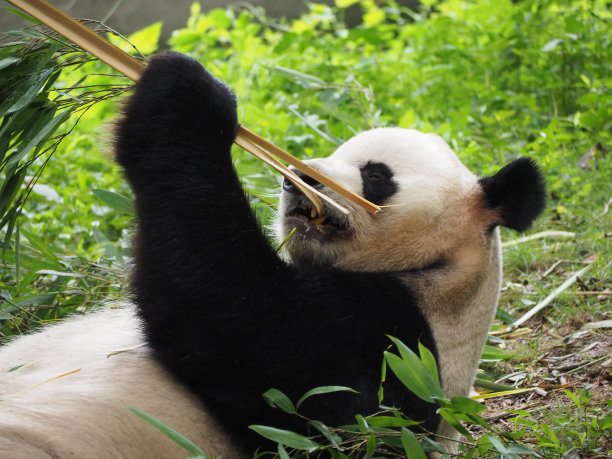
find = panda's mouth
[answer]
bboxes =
[286,203,349,237]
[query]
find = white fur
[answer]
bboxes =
[0,306,241,459]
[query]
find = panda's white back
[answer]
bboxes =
[0,306,240,458]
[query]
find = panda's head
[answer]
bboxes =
[276,128,545,272]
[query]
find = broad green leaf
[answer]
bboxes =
[92,189,135,216]
[601,414,612,430]
[418,341,440,386]
[438,408,473,440]
[419,436,446,454]
[129,407,208,457]
[262,388,296,414]
[0,168,26,219]
[271,66,325,88]
[366,416,420,428]
[20,227,60,265]
[480,344,516,362]
[449,396,486,414]
[296,385,357,410]
[384,336,444,402]
[1,249,61,272]
[0,56,20,71]
[505,442,541,457]
[308,420,344,451]
[366,433,376,456]
[400,427,427,459]
[277,444,290,459]
[126,22,162,55]
[355,414,369,432]
[485,434,513,456]
[249,425,320,452]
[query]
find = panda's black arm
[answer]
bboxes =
[115,51,288,311]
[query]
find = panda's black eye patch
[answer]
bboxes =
[360,162,398,205]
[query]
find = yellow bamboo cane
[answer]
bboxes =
[6,0,381,215]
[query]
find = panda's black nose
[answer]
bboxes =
[282,168,323,194]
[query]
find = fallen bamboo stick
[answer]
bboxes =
[7,0,381,216]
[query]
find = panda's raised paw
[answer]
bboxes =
[122,51,238,144]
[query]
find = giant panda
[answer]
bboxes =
[0,52,545,458]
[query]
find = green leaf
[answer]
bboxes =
[0,56,20,71]
[296,385,358,410]
[249,425,320,452]
[400,427,427,459]
[449,396,486,414]
[601,414,612,430]
[480,344,516,362]
[5,108,73,172]
[366,416,420,428]
[127,22,162,55]
[262,388,296,415]
[129,407,208,457]
[308,420,344,451]
[418,341,440,386]
[92,189,134,215]
[0,64,54,117]
[355,414,370,432]
[438,408,473,440]
[366,432,376,456]
[270,66,325,89]
[277,444,290,459]
[384,337,444,402]
[20,227,60,265]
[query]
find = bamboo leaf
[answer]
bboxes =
[5,108,73,172]
[249,425,320,452]
[418,341,440,386]
[296,385,358,410]
[129,407,208,457]
[92,189,134,215]
[262,388,296,415]
[400,427,427,459]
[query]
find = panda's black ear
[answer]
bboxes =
[478,157,546,232]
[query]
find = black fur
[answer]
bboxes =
[115,52,438,453]
[479,158,546,232]
[361,162,398,205]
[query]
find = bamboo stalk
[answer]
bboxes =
[7,0,380,215]
[506,264,593,332]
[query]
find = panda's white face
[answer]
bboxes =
[277,128,499,272]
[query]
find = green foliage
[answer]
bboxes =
[509,389,611,456]
[248,338,540,458]
[0,18,141,338]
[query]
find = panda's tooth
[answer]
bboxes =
[310,216,327,225]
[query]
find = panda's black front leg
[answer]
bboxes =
[115,52,286,343]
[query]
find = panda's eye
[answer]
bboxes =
[360,162,397,205]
